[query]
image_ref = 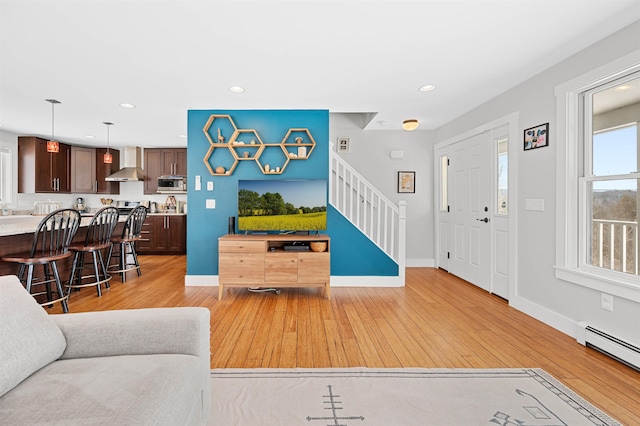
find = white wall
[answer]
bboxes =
[329,114,435,266]
[436,21,640,345]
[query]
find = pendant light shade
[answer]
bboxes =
[103,122,113,164]
[45,99,61,153]
[402,119,419,131]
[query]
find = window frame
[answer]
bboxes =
[0,146,13,205]
[555,51,640,303]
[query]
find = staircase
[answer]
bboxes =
[329,150,407,284]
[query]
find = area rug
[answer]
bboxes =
[210,368,620,426]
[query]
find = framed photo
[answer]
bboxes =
[524,123,549,151]
[337,137,350,153]
[398,171,415,193]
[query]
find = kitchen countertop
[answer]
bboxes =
[0,215,127,237]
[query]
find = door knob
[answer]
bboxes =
[476,217,490,223]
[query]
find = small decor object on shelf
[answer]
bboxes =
[524,123,549,151]
[295,136,303,144]
[243,152,250,158]
[216,166,225,174]
[398,171,415,193]
[217,128,225,143]
[310,241,327,252]
[264,164,270,172]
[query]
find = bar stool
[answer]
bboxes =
[1,208,81,313]
[67,206,120,297]
[107,205,147,282]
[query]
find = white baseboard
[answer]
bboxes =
[184,275,403,288]
[509,295,577,338]
[185,275,218,286]
[406,258,435,267]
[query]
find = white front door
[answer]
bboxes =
[447,132,492,291]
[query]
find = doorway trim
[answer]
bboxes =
[433,112,519,301]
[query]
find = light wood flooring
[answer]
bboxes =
[45,255,640,424]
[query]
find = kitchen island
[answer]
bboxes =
[0,214,126,277]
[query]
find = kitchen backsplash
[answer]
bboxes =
[13,181,187,214]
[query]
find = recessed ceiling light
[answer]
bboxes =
[85,135,95,139]
[229,86,245,93]
[179,134,187,138]
[419,85,436,92]
[614,85,631,91]
[120,103,136,109]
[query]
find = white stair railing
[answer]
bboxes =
[329,151,406,281]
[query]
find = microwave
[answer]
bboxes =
[157,176,187,192]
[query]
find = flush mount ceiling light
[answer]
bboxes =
[45,99,61,153]
[120,103,136,109]
[103,122,113,164]
[419,84,436,92]
[402,119,419,131]
[229,86,245,93]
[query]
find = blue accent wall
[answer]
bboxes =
[186,109,397,277]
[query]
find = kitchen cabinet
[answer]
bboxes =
[137,214,186,254]
[70,146,96,193]
[143,148,187,194]
[95,148,120,194]
[18,136,71,193]
[70,147,120,194]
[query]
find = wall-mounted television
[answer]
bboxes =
[238,179,327,233]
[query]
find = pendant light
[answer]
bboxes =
[45,99,61,153]
[103,122,113,164]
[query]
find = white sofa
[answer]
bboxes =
[0,275,211,425]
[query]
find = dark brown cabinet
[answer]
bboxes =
[95,148,120,194]
[18,136,71,193]
[143,148,187,194]
[70,147,120,194]
[137,214,186,254]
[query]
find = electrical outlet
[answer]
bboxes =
[601,293,613,312]
[206,199,216,209]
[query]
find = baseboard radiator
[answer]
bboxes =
[577,321,640,371]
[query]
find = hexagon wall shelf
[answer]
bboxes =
[201,114,316,176]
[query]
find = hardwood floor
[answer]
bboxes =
[44,255,640,424]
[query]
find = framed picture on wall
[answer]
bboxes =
[337,137,350,153]
[524,123,549,150]
[398,171,415,193]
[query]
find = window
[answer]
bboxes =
[583,75,639,279]
[555,52,640,300]
[0,147,12,205]
[440,155,448,211]
[496,137,508,215]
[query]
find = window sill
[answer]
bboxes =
[555,266,640,302]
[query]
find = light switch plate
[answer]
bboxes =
[206,199,216,209]
[207,181,214,191]
[195,175,201,191]
[525,198,544,211]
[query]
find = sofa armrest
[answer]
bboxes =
[51,307,210,360]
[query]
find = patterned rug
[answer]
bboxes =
[210,368,620,426]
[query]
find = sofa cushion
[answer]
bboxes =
[0,275,67,398]
[0,354,204,425]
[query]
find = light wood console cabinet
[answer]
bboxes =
[218,234,330,300]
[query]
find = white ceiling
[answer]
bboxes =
[1,0,639,149]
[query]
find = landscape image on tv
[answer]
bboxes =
[238,179,327,232]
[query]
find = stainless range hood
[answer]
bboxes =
[105,146,145,181]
